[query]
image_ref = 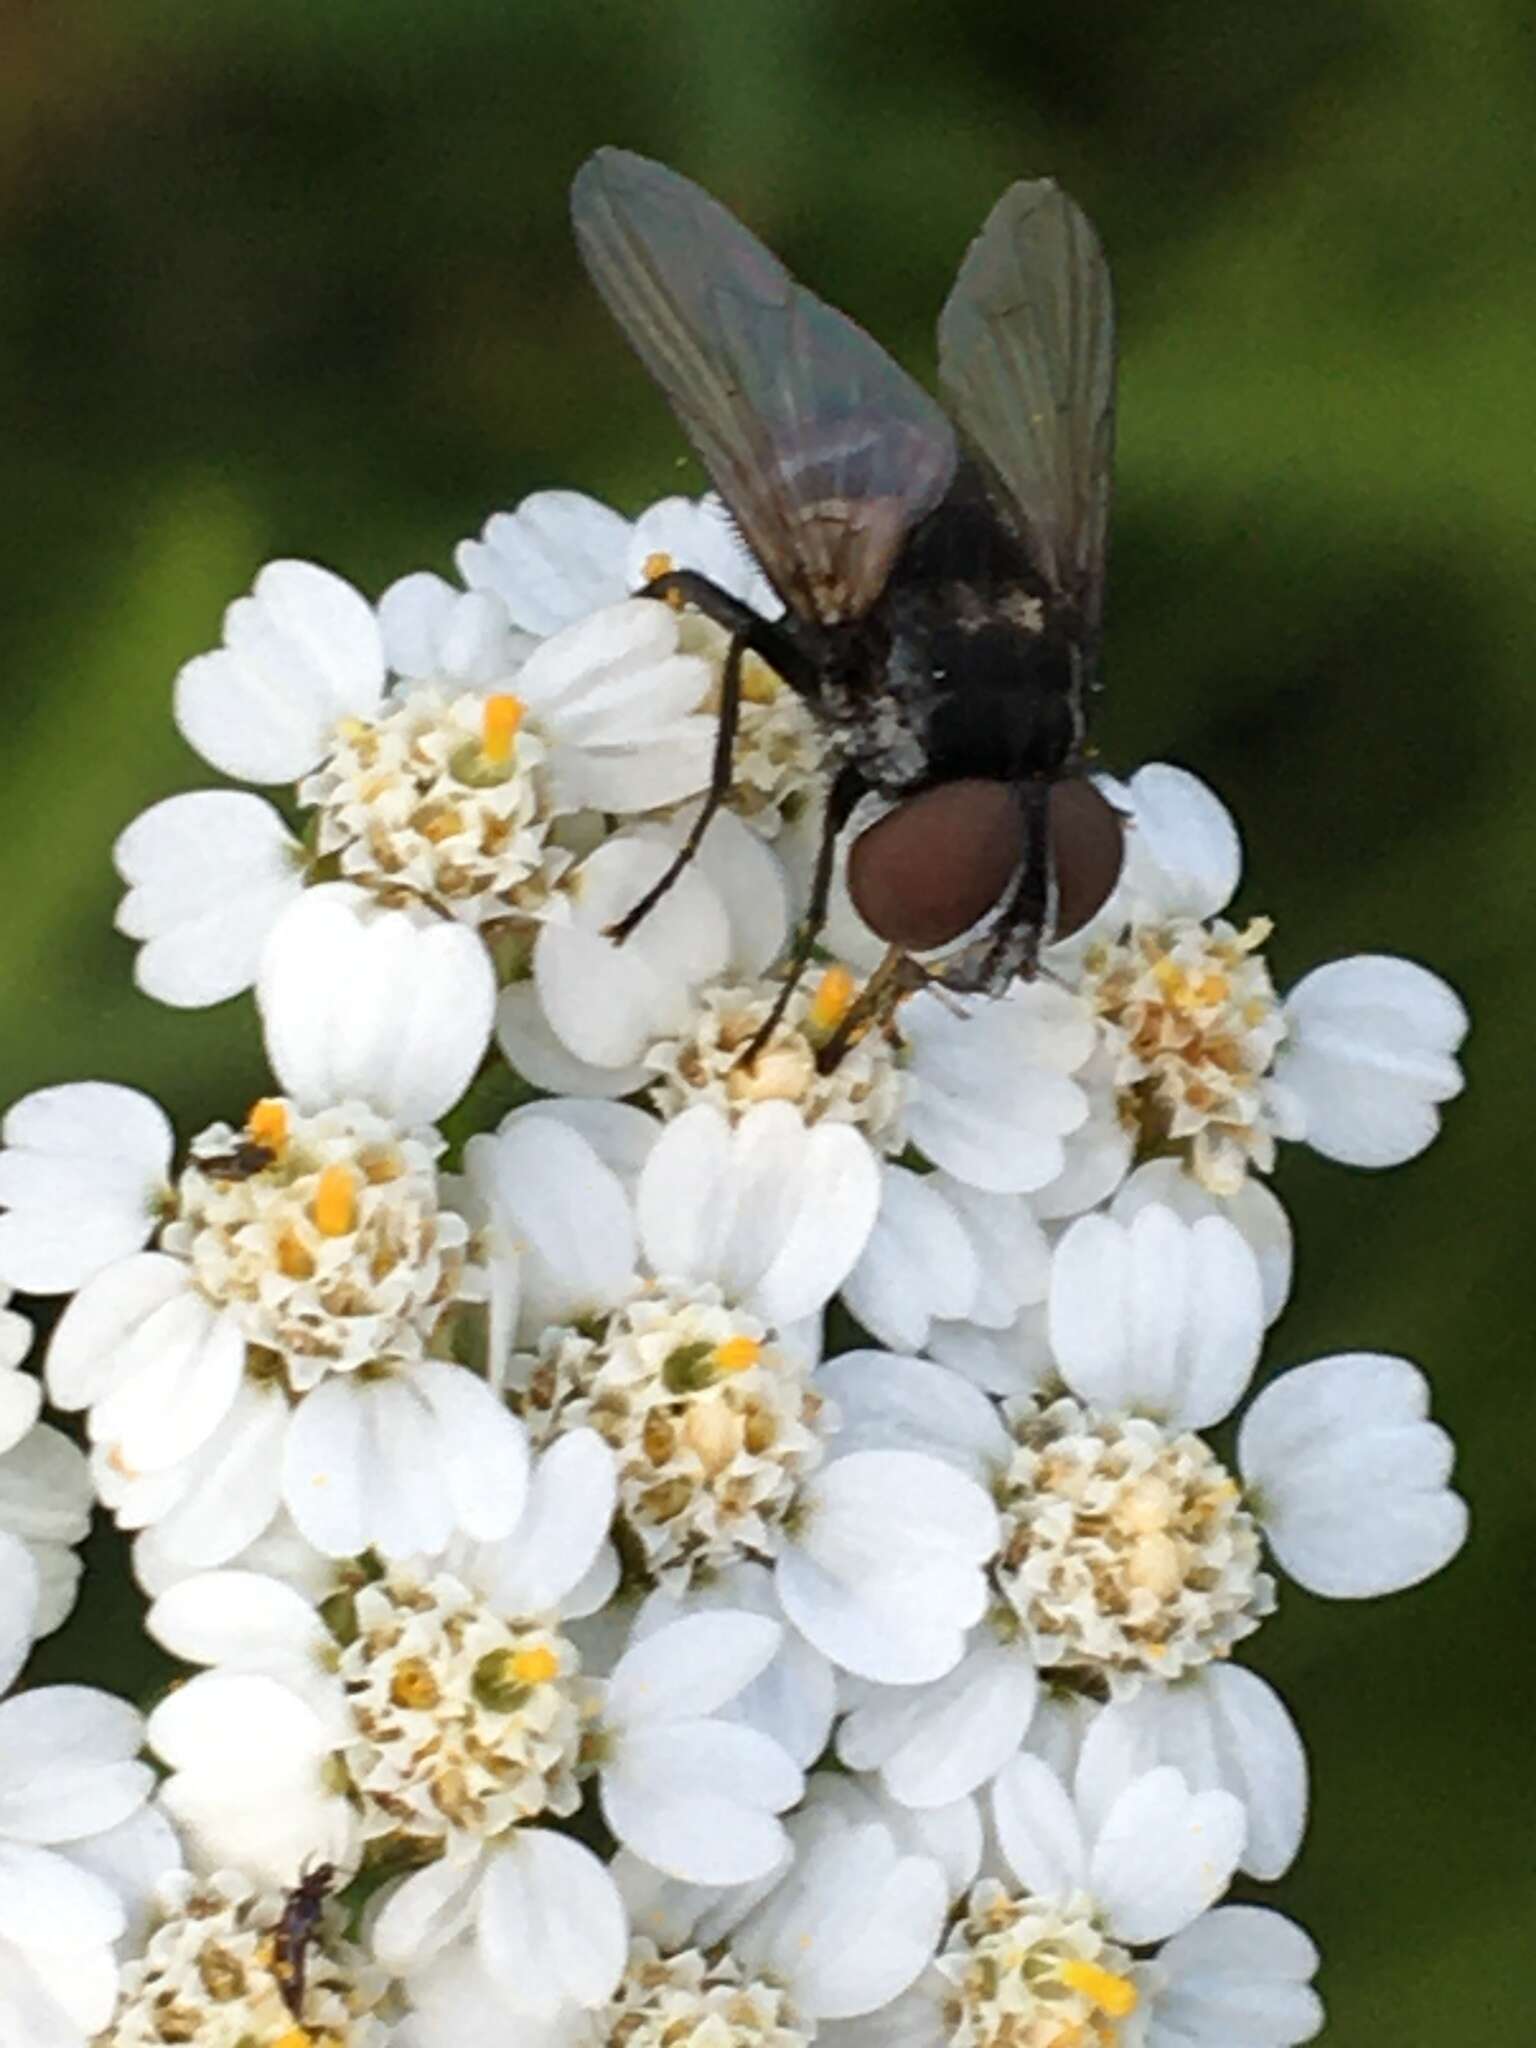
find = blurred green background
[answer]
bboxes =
[2,1,1530,2036]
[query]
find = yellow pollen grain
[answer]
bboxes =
[246,1098,290,1152]
[510,1644,561,1685]
[312,1164,359,1237]
[714,1336,762,1374]
[809,963,857,1033]
[277,1230,315,1280]
[390,1656,441,1710]
[642,549,676,585]
[274,2030,314,2048]
[1059,1960,1139,2019]
[481,692,525,765]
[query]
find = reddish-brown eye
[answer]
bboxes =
[847,780,1026,951]
[1049,777,1125,940]
[846,775,1125,953]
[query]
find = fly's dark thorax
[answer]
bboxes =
[884,470,1085,785]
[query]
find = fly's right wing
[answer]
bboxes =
[572,148,957,625]
[938,179,1116,658]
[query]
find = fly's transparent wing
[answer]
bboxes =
[572,148,957,624]
[938,179,1115,650]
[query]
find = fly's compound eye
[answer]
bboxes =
[1048,776,1125,940]
[846,779,1027,951]
[845,775,1124,953]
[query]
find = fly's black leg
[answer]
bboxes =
[976,775,1054,988]
[605,628,746,943]
[640,570,820,702]
[739,764,864,1065]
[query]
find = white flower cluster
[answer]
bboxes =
[0,486,1470,2048]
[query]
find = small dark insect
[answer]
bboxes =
[194,1140,277,1181]
[272,1860,336,2020]
[570,149,1127,1041]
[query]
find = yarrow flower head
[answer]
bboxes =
[0,894,527,1566]
[0,430,1473,2048]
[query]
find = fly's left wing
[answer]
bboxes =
[938,179,1116,664]
[572,148,957,624]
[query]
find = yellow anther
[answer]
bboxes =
[390,1656,441,1710]
[809,963,857,1034]
[277,1230,315,1280]
[510,1645,561,1685]
[714,1336,762,1374]
[1059,1960,1139,2019]
[246,1098,290,1152]
[642,549,675,585]
[312,1164,358,1237]
[481,693,525,765]
[274,2028,315,2048]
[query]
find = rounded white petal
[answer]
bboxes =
[1273,954,1468,1168]
[1112,1159,1294,1326]
[1118,763,1242,921]
[639,1103,879,1327]
[939,1180,1052,1329]
[175,559,385,782]
[608,1609,782,1728]
[259,892,495,1125]
[494,983,650,1098]
[1153,1905,1323,2045]
[44,1253,193,1412]
[602,1720,798,1884]
[0,1085,173,1295]
[1239,1351,1467,1596]
[0,1841,125,1951]
[815,1349,1009,1475]
[138,1380,287,1569]
[1089,1768,1245,1945]
[466,1119,637,1331]
[840,1166,979,1353]
[664,807,790,977]
[0,1685,147,1844]
[409,1360,530,1544]
[838,1642,1037,1807]
[780,1451,998,1683]
[534,842,729,1069]
[284,1374,466,1559]
[114,790,307,1008]
[991,1754,1089,1904]
[1049,1207,1265,1429]
[469,1429,614,1617]
[0,1534,37,1687]
[372,1843,484,1971]
[147,1567,328,1673]
[1079,1664,1307,1881]
[88,1290,244,1475]
[476,1831,627,2013]
[457,491,632,637]
[379,573,525,685]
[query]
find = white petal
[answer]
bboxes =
[283,1376,458,1559]
[667,807,790,977]
[175,559,385,782]
[815,1349,1008,1475]
[259,893,494,1125]
[0,1842,124,1950]
[1079,1665,1306,1881]
[1049,1207,1264,1428]
[603,1722,797,1884]
[535,841,729,1068]
[1154,1905,1323,2045]
[147,1568,327,1673]
[0,1086,172,1294]
[44,1253,193,1412]
[409,1361,529,1543]
[639,1103,880,1327]
[141,1382,287,1568]
[1112,1159,1294,1326]
[1119,763,1242,920]
[608,1610,782,1727]
[379,574,524,685]
[114,790,306,1007]
[839,1643,1037,1807]
[372,1846,485,1970]
[466,1119,637,1331]
[470,1430,614,1616]
[1274,954,1467,1169]
[89,1291,244,1474]
[1089,1768,1244,1944]
[494,984,649,1098]
[991,1754,1088,1903]
[840,1166,979,1352]
[1238,1352,1468,1596]
[458,492,633,636]
[0,1686,147,1843]
[476,1832,627,2013]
